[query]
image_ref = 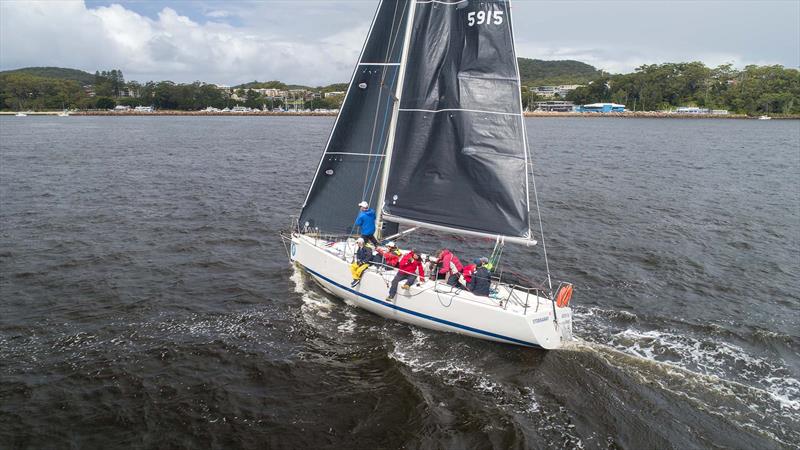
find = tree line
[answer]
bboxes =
[0,70,345,111]
[564,62,799,115]
[2,63,798,115]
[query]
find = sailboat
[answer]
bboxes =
[284,0,573,349]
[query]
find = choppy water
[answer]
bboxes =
[1,116,798,449]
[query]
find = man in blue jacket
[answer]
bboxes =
[354,201,379,247]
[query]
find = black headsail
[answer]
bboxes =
[381,0,534,245]
[299,0,411,235]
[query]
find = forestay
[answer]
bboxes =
[299,0,411,236]
[382,0,534,244]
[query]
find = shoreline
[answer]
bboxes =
[2,110,798,119]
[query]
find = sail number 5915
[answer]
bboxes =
[467,10,503,26]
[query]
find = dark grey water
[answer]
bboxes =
[1,116,798,449]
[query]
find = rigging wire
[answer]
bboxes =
[529,153,553,293]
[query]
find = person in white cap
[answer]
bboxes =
[349,237,372,287]
[353,200,379,247]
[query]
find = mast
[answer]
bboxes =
[379,0,535,245]
[375,0,417,240]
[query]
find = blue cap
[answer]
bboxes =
[473,258,482,264]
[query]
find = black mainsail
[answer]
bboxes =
[299,0,411,235]
[301,0,533,246]
[381,0,534,245]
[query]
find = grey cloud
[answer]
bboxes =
[0,0,797,86]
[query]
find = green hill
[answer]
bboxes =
[0,67,95,85]
[517,58,602,86]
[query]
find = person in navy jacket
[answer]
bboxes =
[467,257,491,296]
[354,201,379,247]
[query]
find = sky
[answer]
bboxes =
[1,0,798,86]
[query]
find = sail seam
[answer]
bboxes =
[328,152,386,157]
[399,108,521,117]
[416,0,467,4]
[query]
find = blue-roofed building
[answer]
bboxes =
[577,103,626,113]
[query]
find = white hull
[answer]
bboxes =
[290,234,572,349]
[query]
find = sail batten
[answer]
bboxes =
[381,0,532,241]
[398,107,522,116]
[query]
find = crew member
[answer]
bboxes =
[467,257,491,296]
[375,241,402,267]
[350,238,372,287]
[436,248,463,287]
[462,259,479,285]
[387,249,425,301]
[354,201,379,247]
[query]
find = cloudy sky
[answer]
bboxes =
[1,0,798,86]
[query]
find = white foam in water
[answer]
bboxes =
[289,264,306,294]
[573,306,800,444]
[336,309,358,334]
[388,329,582,445]
[291,265,336,319]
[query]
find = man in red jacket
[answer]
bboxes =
[436,249,463,287]
[386,249,425,301]
[375,241,402,268]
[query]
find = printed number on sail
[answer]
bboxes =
[467,10,503,26]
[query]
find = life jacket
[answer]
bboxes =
[462,264,476,284]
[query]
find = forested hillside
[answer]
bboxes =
[517,58,602,85]
[0,67,95,85]
[566,62,800,115]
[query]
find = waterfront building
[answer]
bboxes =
[249,88,285,98]
[674,106,708,114]
[533,101,575,112]
[119,87,139,98]
[670,107,730,115]
[324,91,346,98]
[577,103,626,113]
[532,84,583,99]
